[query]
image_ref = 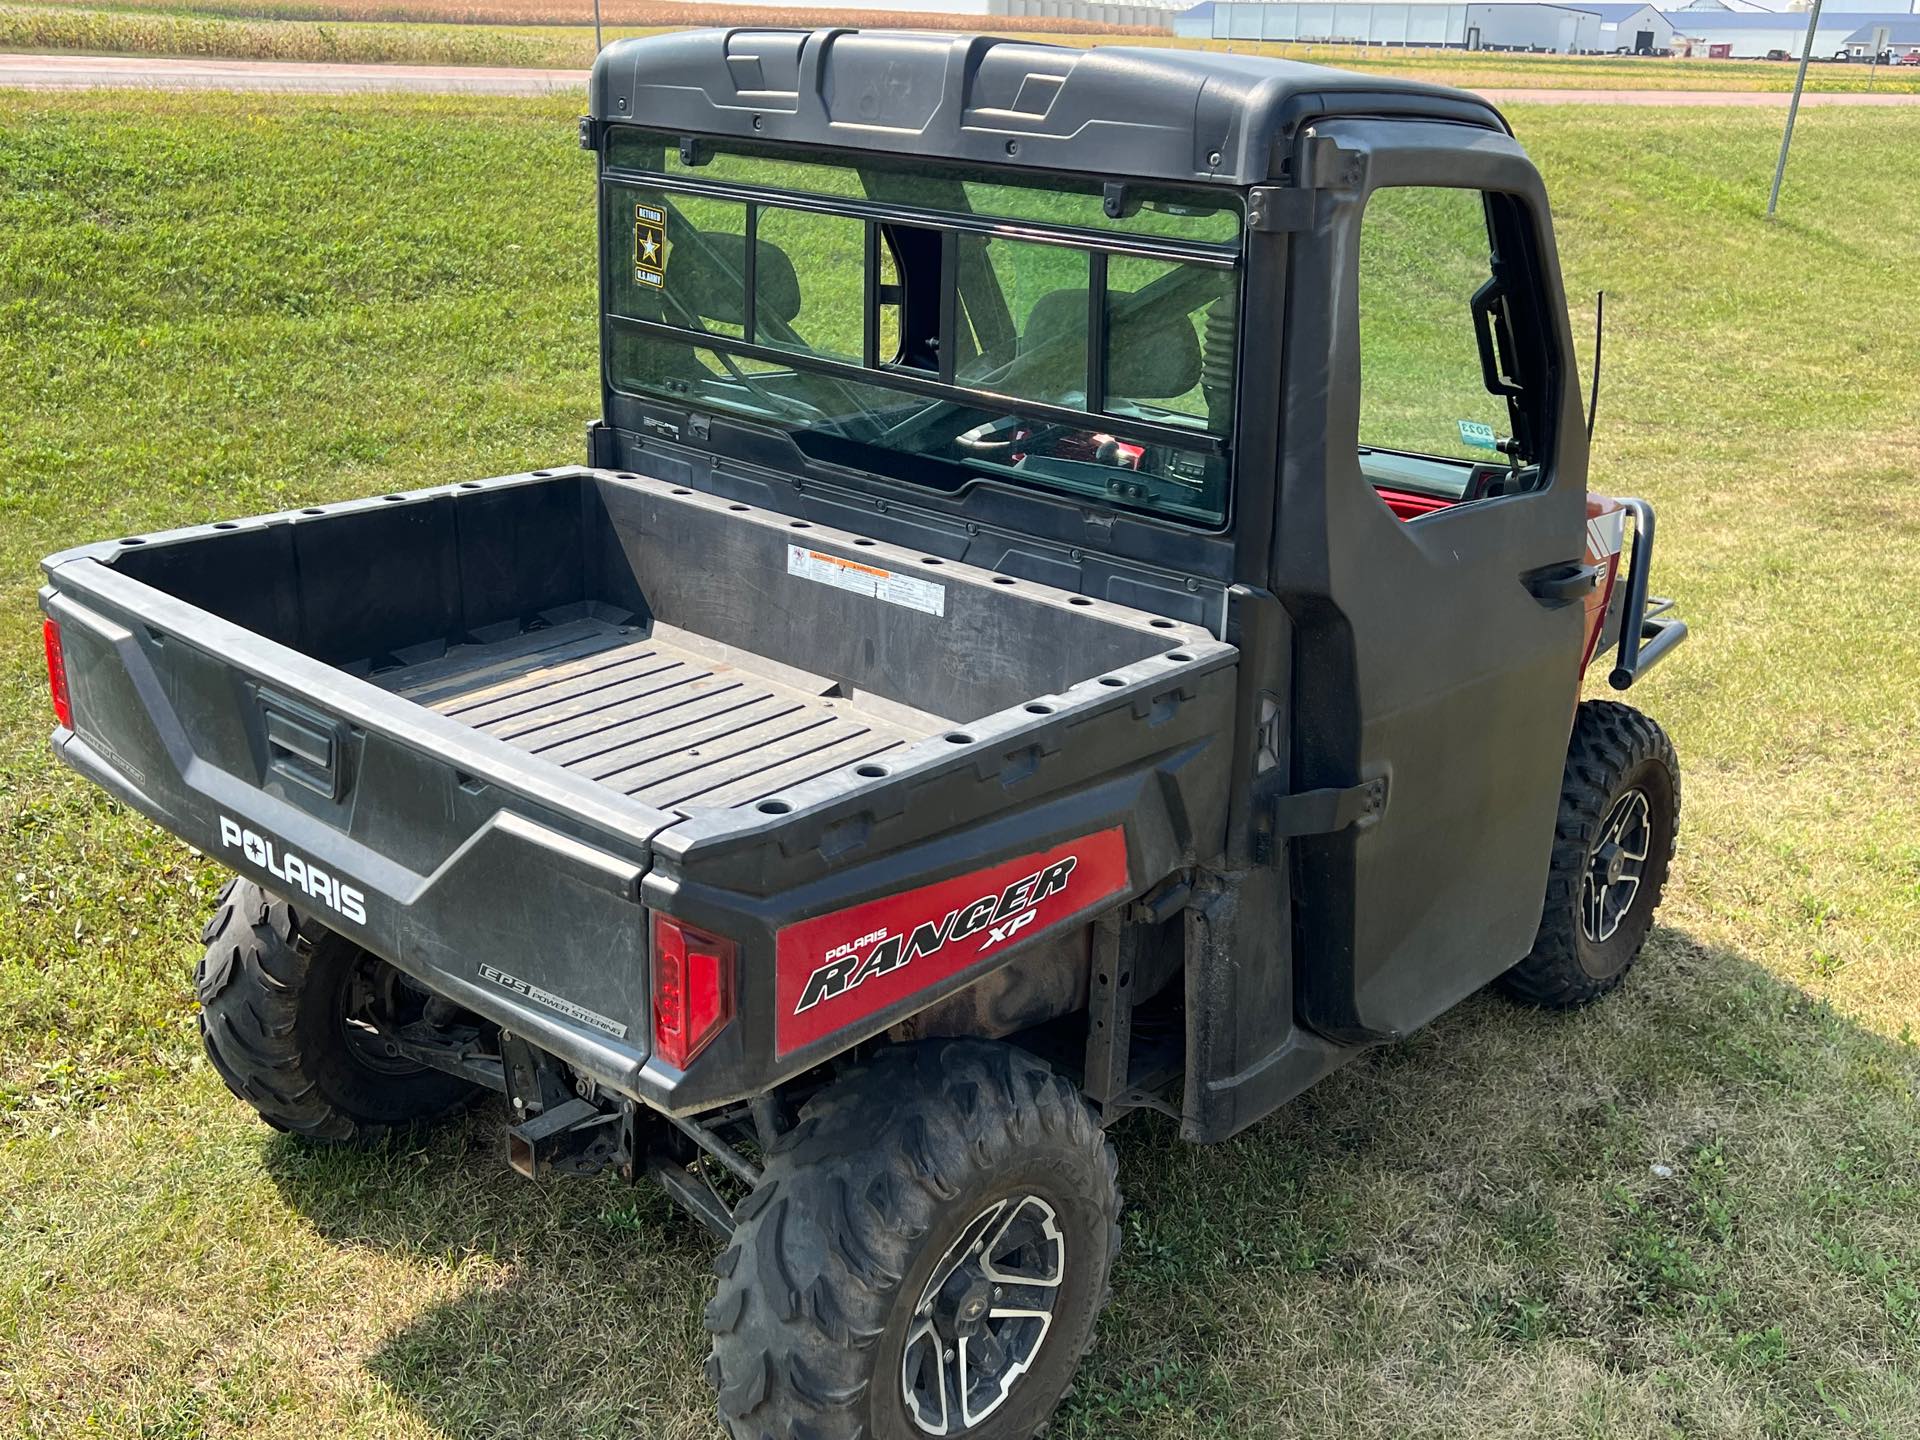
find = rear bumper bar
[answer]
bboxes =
[1605,497,1688,690]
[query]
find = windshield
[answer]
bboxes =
[600,129,1243,527]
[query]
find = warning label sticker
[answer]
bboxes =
[787,545,946,617]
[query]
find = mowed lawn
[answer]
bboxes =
[1,91,1917,1439]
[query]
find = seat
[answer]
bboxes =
[1020,287,1203,401]
[669,229,804,330]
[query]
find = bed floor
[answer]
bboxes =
[379,616,946,813]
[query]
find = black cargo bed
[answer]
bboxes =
[48,462,1238,851]
[382,615,942,812]
[41,463,1243,1105]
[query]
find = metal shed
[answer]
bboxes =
[1575,2,1676,52]
[1843,15,1920,55]
[1670,8,1912,57]
[1187,1,1608,51]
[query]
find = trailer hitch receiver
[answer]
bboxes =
[507,1097,624,1178]
[500,1029,628,1178]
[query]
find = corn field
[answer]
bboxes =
[0,5,575,63]
[19,0,1161,33]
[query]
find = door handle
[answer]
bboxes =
[1523,562,1600,606]
[1471,277,1526,399]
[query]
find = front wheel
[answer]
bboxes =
[1500,700,1680,1008]
[704,1040,1120,1440]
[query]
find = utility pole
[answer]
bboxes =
[1768,0,1826,219]
[593,0,603,54]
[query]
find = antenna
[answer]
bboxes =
[1586,290,1605,439]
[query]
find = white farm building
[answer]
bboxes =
[1172,0,1920,56]
[1174,1,1664,52]
[1581,2,1676,53]
[1668,4,1920,59]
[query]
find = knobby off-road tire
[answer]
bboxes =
[705,1039,1121,1440]
[1501,700,1680,1008]
[195,876,476,1143]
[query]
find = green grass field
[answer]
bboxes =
[2,91,1918,1439]
[9,1,1920,91]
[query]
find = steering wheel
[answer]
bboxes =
[952,417,1071,457]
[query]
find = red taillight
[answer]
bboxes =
[43,618,73,730]
[651,914,735,1070]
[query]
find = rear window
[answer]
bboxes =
[600,129,1243,527]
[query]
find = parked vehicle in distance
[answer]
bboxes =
[39,31,1687,1440]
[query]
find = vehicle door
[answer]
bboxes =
[1272,117,1592,1042]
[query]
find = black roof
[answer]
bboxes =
[588,29,1508,189]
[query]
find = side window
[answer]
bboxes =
[1356,185,1551,511]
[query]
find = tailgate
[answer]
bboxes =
[41,556,673,1094]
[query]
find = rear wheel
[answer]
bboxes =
[704,1039,1120,1440]
[195,876,477,1142]
[1500,700,1679,1008]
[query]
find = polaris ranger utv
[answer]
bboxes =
[38,29,1686,1440]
